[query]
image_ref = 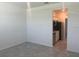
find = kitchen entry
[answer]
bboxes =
[52,8,68,51]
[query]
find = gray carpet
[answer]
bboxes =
[0,42,78,57]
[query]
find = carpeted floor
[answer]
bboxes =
[0,42,78,57]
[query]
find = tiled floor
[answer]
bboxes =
[0,42,79,57]
[54,39,67,51]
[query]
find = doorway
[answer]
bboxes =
[53,8,68,51]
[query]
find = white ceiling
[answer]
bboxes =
[9,2,27,8]
[7,2,59,9]
[30,2,59,8]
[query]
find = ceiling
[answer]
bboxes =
[9,2,59,9]
[30,2,59,8]
[10,2,27,8]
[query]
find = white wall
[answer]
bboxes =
[67,13,79,53]
[0,3,26,50]
[26,3,62,47]
[26,2,79,53]
[67,3,79,53]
